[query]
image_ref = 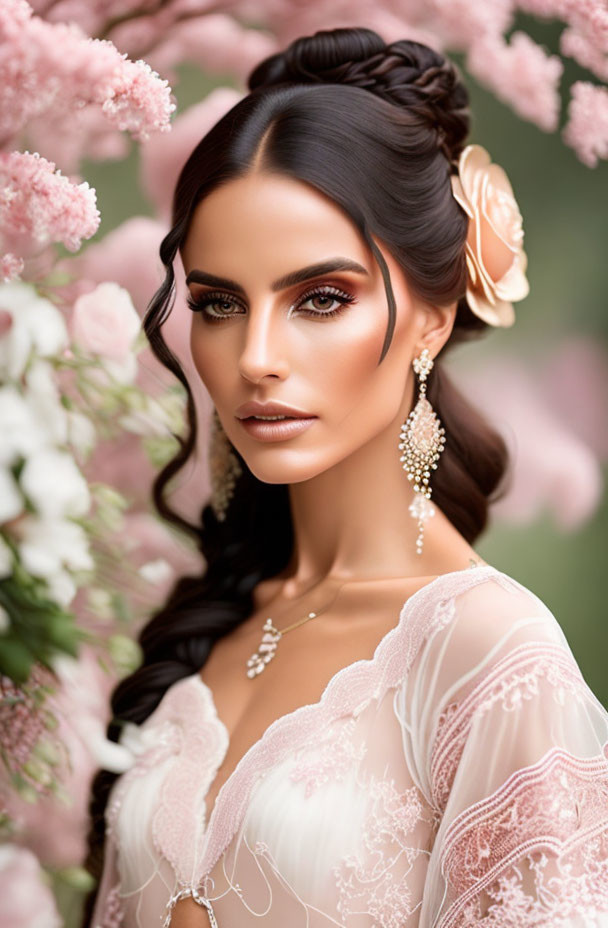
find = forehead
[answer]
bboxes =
[180,172,372,279]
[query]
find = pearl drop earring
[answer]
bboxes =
[398,348,446,555]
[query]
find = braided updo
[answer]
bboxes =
[81,27,508,926]
[248,27,470,166]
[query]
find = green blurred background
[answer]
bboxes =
[82,13,608,707]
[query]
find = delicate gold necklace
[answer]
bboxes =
[245,559,483,679]
[246,582,348,678]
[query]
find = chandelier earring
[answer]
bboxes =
[208,407,242,522]
[398,348,446,556]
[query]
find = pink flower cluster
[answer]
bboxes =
[467,31,563,133]
[1,0,175,169]
[562,81,608,168]
[0,664,55,791]
[519,0,608,75]
[0,151,100,281]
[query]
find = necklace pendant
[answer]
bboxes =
[246,618,282,678]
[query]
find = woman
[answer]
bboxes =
[84,26,608,928]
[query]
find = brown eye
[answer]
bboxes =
[296,286,356,319]
[186,292,245,321]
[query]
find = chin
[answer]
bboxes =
[242,452,333,486]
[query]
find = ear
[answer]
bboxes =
[415,300,458,356]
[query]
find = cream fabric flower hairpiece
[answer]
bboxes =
[450,144,530,327]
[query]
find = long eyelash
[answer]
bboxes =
[296,285,356,319]
[186,285,356,322]
[186,290,241,319]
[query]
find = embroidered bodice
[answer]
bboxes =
[90,565,608,927]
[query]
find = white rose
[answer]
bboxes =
[119,395,174,436]
[20,448,90,519]
[51,653,137,774]
[24,359,68,447]
[44,568,77,608]
[0,385,45,467]
[71,281,141,362]
[94,351,138,385]
[17,515,94,578]
[0,281,68,379]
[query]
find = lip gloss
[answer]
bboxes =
[237,417,317,442]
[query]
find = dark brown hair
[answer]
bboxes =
[81,26,509,923]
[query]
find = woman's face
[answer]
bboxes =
[180,171,451,485]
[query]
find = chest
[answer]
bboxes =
[199,593,412,818]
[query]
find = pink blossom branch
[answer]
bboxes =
[561,25,608,82]
[562,81,608,167]
[516,0,608,77]
[466,31,563,132]
[0,0,175,157]
[0,151,100,277]
[23,0,608,168]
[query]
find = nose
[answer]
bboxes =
[237,303,290,383]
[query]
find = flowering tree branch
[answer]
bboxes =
[28,0,608,166]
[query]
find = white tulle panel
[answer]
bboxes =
[399,574,608,927]
[190,692,436,926]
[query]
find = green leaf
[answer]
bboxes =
[0,637,34,683]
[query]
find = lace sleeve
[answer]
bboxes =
[398,573,608,927]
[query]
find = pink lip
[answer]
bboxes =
[236,400,313,419]
[238,416,317,442]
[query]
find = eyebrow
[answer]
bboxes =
[185,258,370,294]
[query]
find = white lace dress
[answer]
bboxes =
[90,564,608,927]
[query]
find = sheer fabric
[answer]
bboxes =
[90,565,608,927]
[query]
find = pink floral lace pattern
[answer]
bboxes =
[437,746,608,926]
[430,642,592,812]
[456,836,608,927]
[289,716,367,798]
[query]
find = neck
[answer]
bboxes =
[276,412,471,601]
